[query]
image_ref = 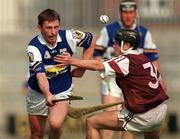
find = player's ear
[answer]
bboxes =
[37,24,40,29]
[37,24,42,31]
[136,10,139,19]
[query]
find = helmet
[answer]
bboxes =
[114,29,140,49]
[119,0,137,12]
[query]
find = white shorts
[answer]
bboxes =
[26,88,72,116]
[100,76,123,98]
[118,102,167,132]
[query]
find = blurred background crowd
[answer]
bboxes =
[0,0,180,138]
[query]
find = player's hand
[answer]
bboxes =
[45,94,56,107]
[54,53,72,67]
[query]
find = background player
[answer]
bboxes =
[54,29,169,139]
[93,0,166,138]
[26,9,94,139]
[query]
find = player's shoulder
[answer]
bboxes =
[63,29,81,40]
[28,35,39,46]
[138,24,149,32]
[127,53,149,63]
[28,34,47,51]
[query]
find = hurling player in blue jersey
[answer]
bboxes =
[93,0,166,139]
[26,9,94,139]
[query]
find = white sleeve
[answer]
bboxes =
[66,29,87,53]
[102,57,129,77]
[144,30,157,49]
[27,45,42,66]
[96,27,109,48]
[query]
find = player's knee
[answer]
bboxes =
[86,115,98,129]
[49,120,63,132]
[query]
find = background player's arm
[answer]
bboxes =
[152,60,167,92]
[144,31,167,92]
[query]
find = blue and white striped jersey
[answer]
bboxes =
[27,29,93,94]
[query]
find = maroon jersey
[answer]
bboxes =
[103,51,169,113]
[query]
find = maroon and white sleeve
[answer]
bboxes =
[102,56,130,77]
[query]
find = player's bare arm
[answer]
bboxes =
[36,72,55,106]
[83,38,96,60]
[71,38,96,77]
[54,53,105,72]
[70,68,86,78]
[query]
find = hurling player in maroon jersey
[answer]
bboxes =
[55,29,169,139]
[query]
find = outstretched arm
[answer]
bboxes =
[54,53,105,72]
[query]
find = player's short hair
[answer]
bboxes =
[119,0,137,12]
[114,29,140,49]
[38,9,60,26]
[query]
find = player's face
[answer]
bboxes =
[39,20,60,46]
[113,42,121,56]
[120,10,136,28]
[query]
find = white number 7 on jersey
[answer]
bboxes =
[143,62,159,89]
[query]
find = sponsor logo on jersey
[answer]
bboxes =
[28,52,34,62]
[45,65,67,79]
[72,30,83,39]
[59,48,67,55]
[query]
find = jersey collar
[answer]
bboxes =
[38,33,62,49]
